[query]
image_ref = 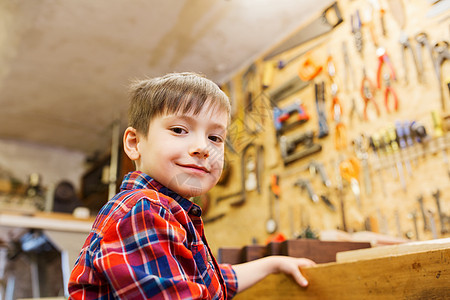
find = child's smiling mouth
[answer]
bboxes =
[178,163,210,174]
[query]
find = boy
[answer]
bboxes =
[69,72,315,299]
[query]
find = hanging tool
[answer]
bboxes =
[273,100,309,135]
[294,178,319,204]
[376,47,396,88]
[369,133,387,196]
[350,9,363,55]
[431,110,450,178]
[403,121,418,166]
[279,130,322,165]
[339,157,362,208]
[399,33,422,84]
[383,73,399,113]
[298,53,323,81]
[331,86,347,151]
[411,120,430,158]
[427,209,439,239]
[417,195,430,232]
[386,0,406,29]
[315,81,329,138]
[268,75,310,104]
[434,41,450,110]
[379,128,398,178]
[395,209,403,238]
[353,135,372,196]
[333,159,347,231]
[342,41,356,92]
[363,4,379,47]
[216,143,260,205]
[368,0,387,36]
[320,195,336,212]
[409,210,420,240]
[266,176,279,234]
[276,39,327,69]
[415,32,439,84]
[307,160,332,188]
[242,64,263,135]
[294,178,336,211]
[432,189,448,235]
[387,126,407,191]
[360,68,380,120]
[262,61,276,89]
[395,121,413,177]
[426,0,450,18]
[264,2,343,60]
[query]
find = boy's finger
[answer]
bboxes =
[294,271,309,287]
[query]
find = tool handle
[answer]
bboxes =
[395,121,407,149]
[403,121,414,147]
[431,110,444,137]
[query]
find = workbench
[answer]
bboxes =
[0,211,94,297]
[234,238,450,299]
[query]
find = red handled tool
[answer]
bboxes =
[360,68,380,120]
[383,73,399,113]
[376,47,396,88]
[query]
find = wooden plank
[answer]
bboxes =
[280,240,371,263]
[337,238,450,263]
[235,248,450,299]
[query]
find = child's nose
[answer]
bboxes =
[189,137,210,159]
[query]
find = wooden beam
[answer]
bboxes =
[235,248,450,299]
[337,238,450,263]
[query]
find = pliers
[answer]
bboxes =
[360,68,379,120]
[376,47,396,88]
[383,73,398,113]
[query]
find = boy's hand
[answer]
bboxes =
[272,256,316,287]
[233,255,316,293]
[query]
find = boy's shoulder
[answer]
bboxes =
[93,188,177,231]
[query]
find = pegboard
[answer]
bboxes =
[205,0,450,255]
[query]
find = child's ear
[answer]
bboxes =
[123,127,140,161]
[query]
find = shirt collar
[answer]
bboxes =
[120,171,202,216]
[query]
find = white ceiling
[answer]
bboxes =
[0,0,332,155]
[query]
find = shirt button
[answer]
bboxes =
[190,207,201,216]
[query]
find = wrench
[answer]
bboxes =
[415,32,438,83]
[399,33,422,84]
[434,41,450,110]
[417,195,430,231]
[432,189,448,235]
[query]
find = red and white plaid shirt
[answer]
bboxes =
[69,171,238,299]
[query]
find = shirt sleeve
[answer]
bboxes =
[95,199,210,299]
[219,264,238,299]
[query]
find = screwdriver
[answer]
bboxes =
[395,121,413,177]
[387,126,407,191]
[403,121,418,165]
[410,120,429,158]
[369,133,387,196]
[431,111,450,178]
[380,129,398,179]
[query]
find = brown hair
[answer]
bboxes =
[128,72,231,135]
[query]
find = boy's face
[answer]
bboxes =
[135,104,228,198]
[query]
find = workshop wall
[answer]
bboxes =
[204,0,450,255]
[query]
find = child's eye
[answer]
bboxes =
[209,135,224,143]
[170,127,187,134]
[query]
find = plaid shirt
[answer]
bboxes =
[69,171,238,299]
